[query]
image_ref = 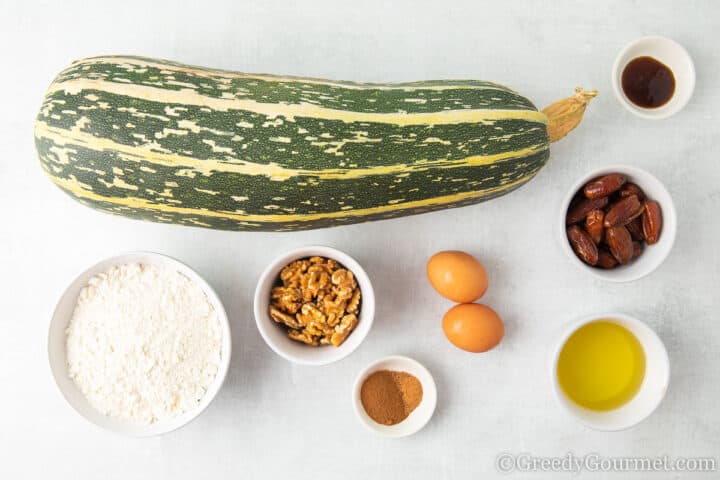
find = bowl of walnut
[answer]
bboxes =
[254,245,375,365]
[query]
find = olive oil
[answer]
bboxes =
[557,321,645,411]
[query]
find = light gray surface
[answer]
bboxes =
[1,1,718,478]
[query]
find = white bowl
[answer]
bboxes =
[550,313,669,431]
[559,164,677,282]
[48,252,232,437]
[612,36,695,119]
[254,245,374,365]
[352,356,437,437]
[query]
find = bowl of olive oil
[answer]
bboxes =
[551,313,669,431]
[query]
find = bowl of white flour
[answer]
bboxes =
[48,252,231,436]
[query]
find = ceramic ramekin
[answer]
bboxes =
[550,313,669,431]
[559,164,677,282]
[612,36,695,119]
[352,355,437,437]
[47,251,232,436]
[254,245,375,365]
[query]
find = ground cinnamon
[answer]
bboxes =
[360,370,423,425]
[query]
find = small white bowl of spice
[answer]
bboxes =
[352,356,437,437]
[48,252,231,436]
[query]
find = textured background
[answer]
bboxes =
[1,1,718,478]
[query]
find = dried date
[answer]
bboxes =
[606,225,634,265]
[632,241,643,259]
[583,173,627,199]
[567,225,599,266]
[618,182,646,201]
[604,195,643,228]
[566,196,609,225]
[642,201,663,245]
[596,247,619,269]
[584,209,605,245]
[626,217,645,241]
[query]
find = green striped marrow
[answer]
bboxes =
[35,56,595,231]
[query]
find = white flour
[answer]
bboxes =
[66,263,223,424]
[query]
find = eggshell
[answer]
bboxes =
[442,304,504,353]
[427,251,488,303]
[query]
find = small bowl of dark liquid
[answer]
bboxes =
[612,36,695,119]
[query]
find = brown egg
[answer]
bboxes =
[426,251,488,303]
[442,304,504,353]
